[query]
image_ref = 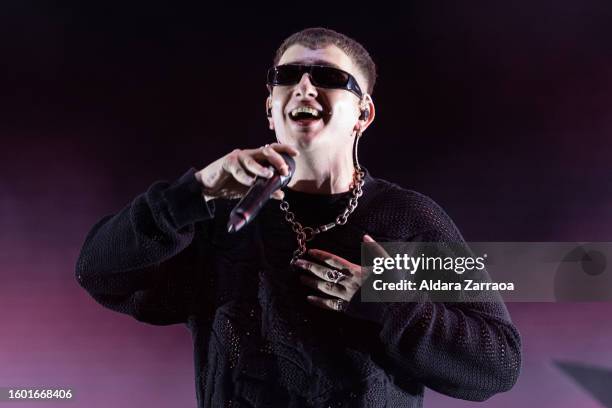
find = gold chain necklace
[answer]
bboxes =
[279,167,365,265]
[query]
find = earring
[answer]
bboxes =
[267,94,273,117]
[358,93,372,121]
[358,102,369,121]
[358,108,369,121]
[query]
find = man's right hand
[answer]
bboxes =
[195,143,300,202]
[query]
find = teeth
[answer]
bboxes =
[290,106,320,118]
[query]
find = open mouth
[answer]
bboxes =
[288,106,324,124]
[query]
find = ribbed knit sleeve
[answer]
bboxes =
[75,168,215,325]
[345,189,522,402]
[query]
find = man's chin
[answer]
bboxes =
[284,125,326,146]
[291,130,327,149]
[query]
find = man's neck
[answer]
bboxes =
[286,151,354,194]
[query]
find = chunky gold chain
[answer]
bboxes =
[279,167,365,265]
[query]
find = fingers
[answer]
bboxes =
[257,143,299,176]
[219,144,296,199]
[271,189,285,200]
[224,143,299,185]
[297,238,384,313]
[307,249,355,272]
[300,275,348,299]
[238,152,274,179]
[293,258,353,282]
[198,143,299,201]
[306,296,347,312]
[362,234,391,259]
[222,150,256,187]
[263,142,300,157]
[237,148,286,201]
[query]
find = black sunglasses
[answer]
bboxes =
[267,64,363,98]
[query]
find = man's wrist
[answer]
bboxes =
[194,170,217,202]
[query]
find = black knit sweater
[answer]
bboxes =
[75,167,521,408]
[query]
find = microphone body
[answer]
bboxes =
[227,153,296,233]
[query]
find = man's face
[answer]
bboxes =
[267,44,369,151]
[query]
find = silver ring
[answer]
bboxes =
[335,299,346,312]
[262,143,270,151]
[333,272,347,284]
[325,269,340,282]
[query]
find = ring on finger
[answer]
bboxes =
[325,269,340,282]
[334,299,346,312]
[324,268,348,284]
[333,273,347,284]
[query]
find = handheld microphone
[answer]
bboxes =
[227,152,296,233]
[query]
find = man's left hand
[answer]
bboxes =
[293,234,383,312]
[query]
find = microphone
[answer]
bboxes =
[227,152,296,233]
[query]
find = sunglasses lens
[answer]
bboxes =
[268,65,360,97]
[271,65,302,85]
[312,66,350,88]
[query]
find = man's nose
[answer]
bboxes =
[293,73,318,98]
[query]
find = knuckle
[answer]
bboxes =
[227,154,239,167]
[236,171,250,181]
[222,159,235,173]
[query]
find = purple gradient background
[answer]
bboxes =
[2,2,611,407]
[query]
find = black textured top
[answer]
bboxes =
[75,167,521,408]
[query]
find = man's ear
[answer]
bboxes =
[266,95,274,130]
[354,94,375,135]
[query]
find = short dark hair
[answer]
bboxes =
[273,27,377,95]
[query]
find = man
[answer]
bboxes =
[76,27,521,407]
